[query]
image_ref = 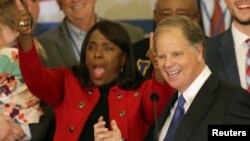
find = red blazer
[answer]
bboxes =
[19,45,174,141]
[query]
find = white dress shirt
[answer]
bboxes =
[65,21,87,61]
[231,23,250,89]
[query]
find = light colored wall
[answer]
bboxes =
[37,0,155,23]
[95,0,155,20]
[36,0,156,35]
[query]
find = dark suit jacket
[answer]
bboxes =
[37,20,80,69]
[29,102,55,141]
[38,18,144,69]
[133,38,152,78]
[145,73,250,141]
[205,29,241,86]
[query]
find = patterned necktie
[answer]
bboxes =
[246,39,250,92]
[210,0,225,36]
[164,94,186,141]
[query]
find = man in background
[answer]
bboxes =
[205,0,250,91]
[146,15,250,141]
[38,0,144,69]
[0,0,55,141]
[198,0,232,37]
[133,0,200,78]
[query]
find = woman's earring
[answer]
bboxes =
[120,67,124,72]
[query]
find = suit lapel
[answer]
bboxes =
[218,29,240,84]
[57,20,78,68]
[151,92,178,141]
[174,73,219,141]
[158,92,178,129]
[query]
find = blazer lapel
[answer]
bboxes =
[218,29,240,85]
[174,73,219,141]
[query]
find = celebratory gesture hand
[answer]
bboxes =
[15,0,33,35]
[146,32,158,69]
[146,32,165,83]
[15,0,33,51]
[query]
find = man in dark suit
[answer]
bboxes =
[205,0,250,90]
[145,16,250,141]
[38,0,144,69]
[197,0,232,37]
[133,0,200,78]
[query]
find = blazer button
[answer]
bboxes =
[88,89,93,95]
[79,102,85,108]
[69,126,74,133]
[133,92,139,97]
[119,110,126,117]
[116,94,122,99]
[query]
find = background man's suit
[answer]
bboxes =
[205,29,241,86]
[133,38,152,78]
[197,0,232,37]
[145,73,250,141]
[29,102,55,141]
[38,19,144,68]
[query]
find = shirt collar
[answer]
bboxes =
[66,20,87,40]
[231,23,250,47]
[180,66,212,106]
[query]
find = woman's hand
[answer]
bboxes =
[15,0,33,51]
[94,116,122,141]
[15,0,32,35]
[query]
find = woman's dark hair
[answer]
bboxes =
[72,20,145,90]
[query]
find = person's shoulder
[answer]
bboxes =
[205,30,233,57]
[216,76,248,95]
[118,22,145,43]
[133,37,149,47]
[205,33,223,45]
[119,22,143,32]
[133,37,150,54]
[205,72,241,93]
[98,17,145,43]
[205,29,232,45]
[218,78,250,114]
[37,22,65,41]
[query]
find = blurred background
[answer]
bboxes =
[35,0,156,36]
[35,0,231,37]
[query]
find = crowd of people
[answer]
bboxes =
[37,0,144,69]
[0,0,54,140]
[0,0,249,141]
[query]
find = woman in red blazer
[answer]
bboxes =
[15,2,174,140]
